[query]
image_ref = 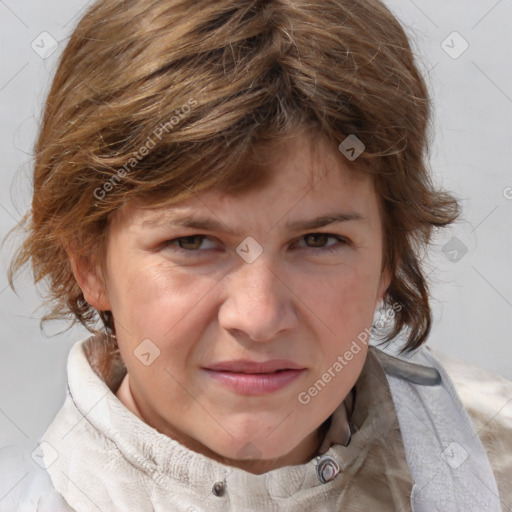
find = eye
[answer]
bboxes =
[296,233,349,251]
[164,235,216,252]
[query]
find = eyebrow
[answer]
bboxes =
[284,212,366,231]
[143,211,366,234]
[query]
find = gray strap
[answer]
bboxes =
[386,348,502,512]
[373,348,442,386]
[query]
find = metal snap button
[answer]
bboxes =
[211,480,226,497]
[316,455,341,484]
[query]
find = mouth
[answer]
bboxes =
[202,360,306,395]
[205,359,304,373]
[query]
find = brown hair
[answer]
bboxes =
[8,0,460,352]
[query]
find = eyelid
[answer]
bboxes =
[293,233,351,248]
[163,234,218,252]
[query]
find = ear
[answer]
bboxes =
[67,251,111,311]
[376,266,391,306]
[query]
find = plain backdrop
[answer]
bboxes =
[0,0,511,457]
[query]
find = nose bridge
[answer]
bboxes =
[236,253,277,295]
[230,254,284,316]
[219,253,296,341]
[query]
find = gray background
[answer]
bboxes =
[0,0,511,456]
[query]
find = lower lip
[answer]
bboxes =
[203,369,305,396]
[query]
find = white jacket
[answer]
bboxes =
[1,336,510,512]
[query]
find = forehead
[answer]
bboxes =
[115,132,377,229]
[242,132,369,191]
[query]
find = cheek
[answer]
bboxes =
[297,260,380,326]
[106,257,222,341]
[298,267,375,402]
[292,259,381,380]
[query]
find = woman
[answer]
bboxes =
[2,0,511,510]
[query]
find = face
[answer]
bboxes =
[74,133,390,473]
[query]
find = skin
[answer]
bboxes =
[71,132,390,474]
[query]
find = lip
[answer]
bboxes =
[203,359,306,396]
[205,359,305,373]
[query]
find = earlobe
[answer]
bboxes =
[377,267,392,304]
[67,252,111,311]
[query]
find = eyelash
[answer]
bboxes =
[161,233,350,255]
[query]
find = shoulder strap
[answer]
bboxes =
[373,348,441,385]
[376,346,502,512]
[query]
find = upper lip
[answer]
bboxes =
[204,359,305,373]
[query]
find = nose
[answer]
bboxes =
[218,256,298,343]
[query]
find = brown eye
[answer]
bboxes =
[304,233,330,247]
[162,235,217,255]
[175,235,204,250]
[297,233,349,253]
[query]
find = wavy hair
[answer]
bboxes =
[8,0,460,352]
